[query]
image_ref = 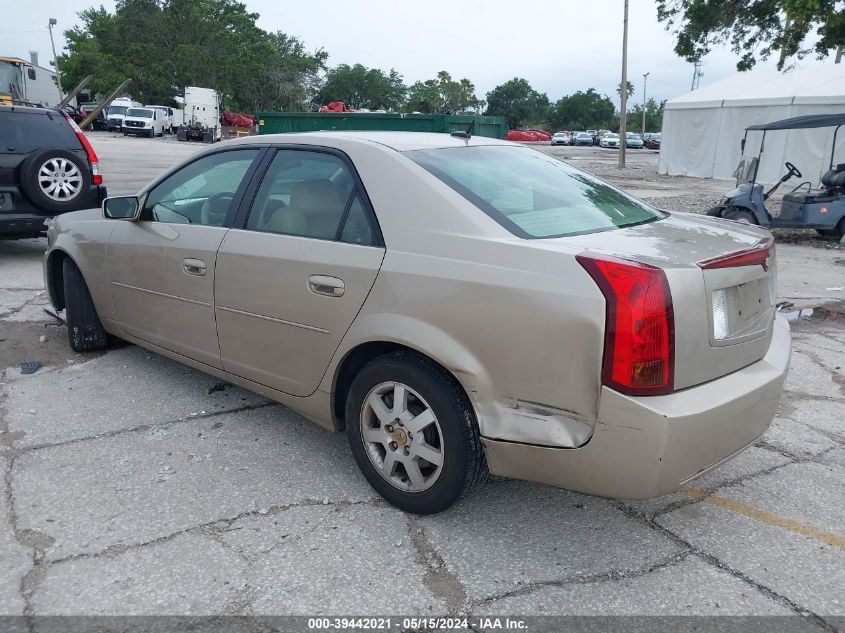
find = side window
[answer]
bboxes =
[142,149,260,226]
[27,68,36,80]
[339,196,375,246]
[246,150,359,241]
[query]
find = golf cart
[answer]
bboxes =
[707,113,845,239]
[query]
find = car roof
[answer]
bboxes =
[0,105,58,116]
[226,130,513,152]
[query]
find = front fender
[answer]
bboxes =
[44,211,117,319]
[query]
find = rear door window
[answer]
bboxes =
[407,145,664,239]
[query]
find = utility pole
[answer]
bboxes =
[619,0,628,169]
[48,18,63,96]
[642,72,649,136]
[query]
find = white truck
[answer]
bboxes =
[0,53,61,106]
[176,87,221,143]
[106,97,142,131]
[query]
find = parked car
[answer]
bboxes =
[600,133,621,148]
[626,133,644,149]
[644,133,661,150]
[43,131,790,514]
[594,129,612,146]
[573,132,593,146]
[122,107,166,138]
[79,103,107,131]
[551,132,570,146]
[0,105,106,238]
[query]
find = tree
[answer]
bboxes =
[60,0,327,111]
[484,77,550,129]
[627,98,666,133]
[616,80,635,98]
[548,89,616,131]
[656,0,845,71]
[316,64,406,110]
[404,71,481,113]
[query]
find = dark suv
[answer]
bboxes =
[0,105,107,238]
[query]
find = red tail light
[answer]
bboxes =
[577,253,675,396]
[65,116,103,185]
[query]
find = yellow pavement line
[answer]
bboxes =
[680,485,845,550]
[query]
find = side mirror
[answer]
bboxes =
[103,196,140,221]
[740,138,746,152]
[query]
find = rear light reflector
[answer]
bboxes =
[711,289,729,340]
[697,238,774,271]
[65,116,103,185]
[577,252,675,396]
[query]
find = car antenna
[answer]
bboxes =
[450,119,475,142]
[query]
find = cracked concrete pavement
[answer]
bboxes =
[1,135,844,627]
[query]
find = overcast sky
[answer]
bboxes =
[6,0,789,105]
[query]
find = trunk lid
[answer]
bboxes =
[561,212,777,390]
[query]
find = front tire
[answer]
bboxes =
[345,351,488,514]
[62,258,109,352]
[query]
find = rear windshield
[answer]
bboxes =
[406,145,664,239]
[0,110,78,152]
[128,108,152,118]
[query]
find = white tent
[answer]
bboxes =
[659,64,845,184]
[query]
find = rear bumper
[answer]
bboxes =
[0,186,107,236]
[482,316,791,500]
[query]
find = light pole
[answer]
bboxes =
[48,18,63,97]
[641,72,649,135]
[618,0,628,168]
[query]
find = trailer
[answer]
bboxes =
[176,87,221,143]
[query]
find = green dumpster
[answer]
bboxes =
[255,112,507,139]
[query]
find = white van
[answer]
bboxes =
[122,107,166,138]
[144,105,182,134]
[106,97,142,131]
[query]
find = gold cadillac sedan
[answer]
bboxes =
[44,132,791,514]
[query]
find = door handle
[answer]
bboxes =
[308,275,345,297]
[183,258,207,276]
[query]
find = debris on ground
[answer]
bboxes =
[20,361,42,375]
[156,466,176,482]
[208,382,229,394]
[43,308,65,324]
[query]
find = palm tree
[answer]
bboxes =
[616,80,635,98]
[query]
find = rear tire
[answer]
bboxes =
[345,351,488,514]
[723,207,758,225]
[62,258,109,353]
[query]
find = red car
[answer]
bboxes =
[644,133,661,150]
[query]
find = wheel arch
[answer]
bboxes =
[45,248,72,311]
[329,329,487,433]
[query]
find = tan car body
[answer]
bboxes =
[44,132,791,500]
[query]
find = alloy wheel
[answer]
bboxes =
[359,381,444,492]
[38,158,82,201]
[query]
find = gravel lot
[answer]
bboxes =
[1,132,844,630]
